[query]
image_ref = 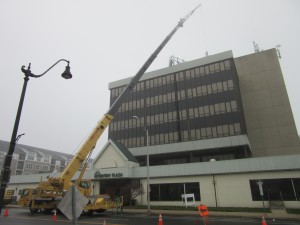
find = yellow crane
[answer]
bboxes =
[18,4,201,215]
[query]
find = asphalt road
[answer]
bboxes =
[0,208,299,225]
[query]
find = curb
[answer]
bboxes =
[6,205,300,221]
[122,208,300,220]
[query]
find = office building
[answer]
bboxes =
[7,49,300,209]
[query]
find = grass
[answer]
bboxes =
[125,205,271,213]
[286,208,300,214]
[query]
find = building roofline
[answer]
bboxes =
[108,50,233,89]
[129,134,251,157]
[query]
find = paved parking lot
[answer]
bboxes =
[1,207,299,225]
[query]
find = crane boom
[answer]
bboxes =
[50,4,201,191]
[108,4,201,116]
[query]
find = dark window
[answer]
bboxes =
[293,178,300,200]
[17,161,24,170]
[18,154,26,160]
[109,59,247,148]
[249,178,298,201]
[150,182,200,201]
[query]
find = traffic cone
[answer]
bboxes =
[262,216,267,225]
[3,208,9,217]
[158,213,163,225]
[52,210,57,221]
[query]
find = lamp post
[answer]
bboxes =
[210,158,218,207]
[257,179,266,218]
[133,116,150,215]
[0,59,72,213]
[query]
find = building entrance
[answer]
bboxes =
[100,179,141,206]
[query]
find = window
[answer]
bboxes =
[220,103,226,113]
[204,106,209,116]
[210,105,215,115]
[150,182,200,201]
[43,155,50,163]
[189,108,194,118]
[214,63,220,72]
[185,70,190,79]
[35,164,40,170]
[42,165,49,171]
[231,100,238,111]
[224,60,231,70]
[192,88,197,97]
[212,83,217,93]
[234,123,241,134]
[194,68,200,77]
[196,86,202,96]
[228,80,234,90]
[27,152,35,161]
[200,66,205,76]
[217,82,223,92]
[249,178,299,201]
[25,163,33,169]
[17,161,24,170]
[187,89,192,98]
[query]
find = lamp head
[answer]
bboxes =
[61,64,72,79]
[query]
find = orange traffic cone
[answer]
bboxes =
[3,208,9,217]
[158,213,163,225]
[103,218,107,225]
[52,210,57,221]
[262,216,267,225]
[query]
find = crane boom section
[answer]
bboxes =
[108,4,201,116]
[56,114,113,189]
[50,4,201,191]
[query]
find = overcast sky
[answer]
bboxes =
[1,0,299,158]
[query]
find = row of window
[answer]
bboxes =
[27,153,50,163]
[150,182,200,201]
[25,163,50,171]
[128,177,300,202]
[117,123,242,147]
[111,60,232,97]
[115,79,235,112]
[137,151,239,167]
[110,100,238,132]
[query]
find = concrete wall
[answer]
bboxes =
[235,49,300,157]
[138,171,300,209]
[94,144,126,169]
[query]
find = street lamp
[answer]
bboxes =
[257,179,266,217]
[210,158,218,207]
[0,59,72,213]
[133,116,150,215]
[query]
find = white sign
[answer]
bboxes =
[257,180,264,196]
[58,186,89,220]
[181,193,196,208]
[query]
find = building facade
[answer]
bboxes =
[108,49,299,161]
[6,49,300,209]
[0,140,92,176]
[99,48,300,208]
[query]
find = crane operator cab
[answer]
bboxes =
[75,179,92,197]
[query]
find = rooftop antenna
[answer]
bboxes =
[253,41,260,53]
[276,44,282,59]
[169,55,185,66]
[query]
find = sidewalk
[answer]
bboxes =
[122,208,300,220]
[6,204,300,220]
